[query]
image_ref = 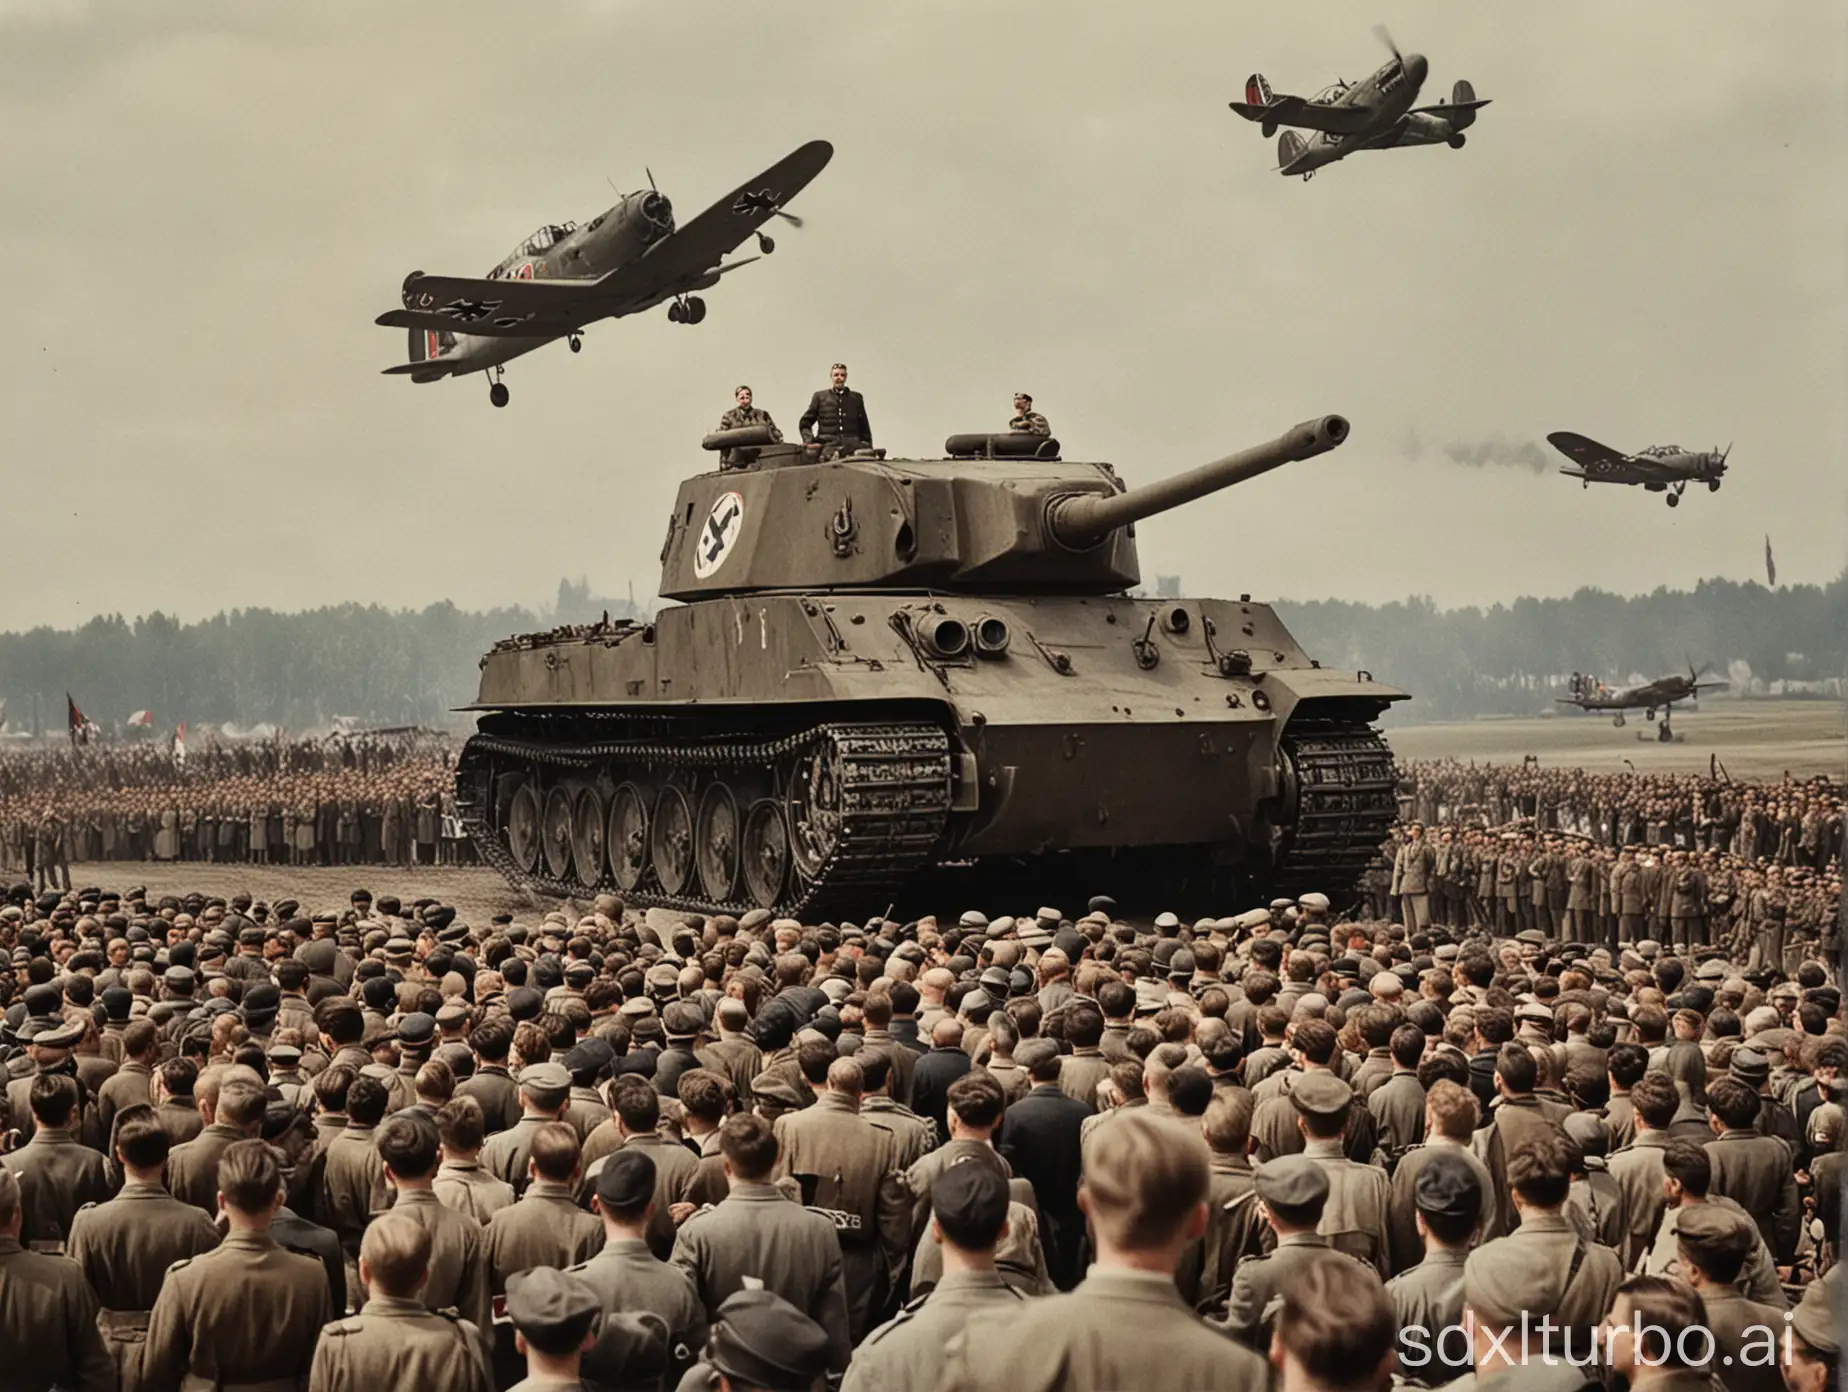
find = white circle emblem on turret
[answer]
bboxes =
[693,491,746,578]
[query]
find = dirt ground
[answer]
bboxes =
[1385,698,1844,779]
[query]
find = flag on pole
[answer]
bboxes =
[1764,535,1776,588]
[66,693,91,747]
[173,722,187,768]
[127,710,154,728]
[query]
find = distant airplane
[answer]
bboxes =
[1547,431,1731,507]
[376,141,833,407]
[1228,27,1488,179]
[1557,664,1726,740]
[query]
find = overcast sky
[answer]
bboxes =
[1,0,1841,631]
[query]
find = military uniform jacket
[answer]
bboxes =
[1468,1213,1621,1349]
[1056,1049,1111,1111]
[1705,1130,1800,1262]
[482,1180,603,1290]
[859,1030,917,1106]
[1698,1289,1787,1392]
[432,1158,516,1225]
[308,1294,490,1392]
[1369,1070,1428,1157]
[668,1179,852,1370]
[903,1138,1009,1243]
[1302,1138,1391,1275]
[321,1124,387,1255]
[568,1236,708,1382]
[143,1229,333,1389]
[692,1036,761,1102]
[1393,841,1435,895]
[1475,1095,1560,1236]
[861,1096,934,1171]
[2,1127,113,1249]
[378,1187,492,1339]
[1387,1249,1469,1387]
[1387,1142,1498,1275]
[168,1121,253,1217]
[0,1236,116,1392]
[97,1060,154,1141]
[773,1092,910,1280]
[583,1131,702,1260]
[1224,1231,1350,1345]
[843,1268,1027,1392]
[1607,1131,1672,1269]
[798,387,872,445]
[66,1179,222,1311]
[1642,1198,1787,1309]
[454,1067,521,1136]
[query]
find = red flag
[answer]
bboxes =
[66,693,89,747]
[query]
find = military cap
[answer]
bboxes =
[1728,1046,1770,1084]
[397,1012,436,1048]
[1674,1200,1756,1273]
[1515,1002,1553,1027]
[1290,1072,1352,1118]
[1254,1154,1330,1210]
[163,965,196,992]
[17,1013,85,1048]
[435,1001,470,1028]
[594,1146,657,1211]
[1789,1270,1840,1354]
[503,1266,601,1347]
[505,986,544,1021]
[100,986,133,1021]
[1413,1148,1483,1221]
[266,1041,303,1065]
[706,1288,832,1392]
[241,983,281,1019]
[518,1061,572,1096]
[931,1154,1011,1243]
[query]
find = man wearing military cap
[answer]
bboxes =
[1671,1201,1784,1392]
[1223,1152,1348,1347]
[677,1287,833,1392]
[501,1265,605,1392]
[1386,1148,1478,1387]
[1784,1268,1840,1392]
[481,1062,573,1195]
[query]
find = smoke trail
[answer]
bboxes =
[1396,429,1552,474]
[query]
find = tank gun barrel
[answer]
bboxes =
[1047,415,1350,547]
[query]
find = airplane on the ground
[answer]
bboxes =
[1557,664,1727,740]
[1228,28,1488,179]
[1546,431,1732,507]
[375,140,833,407]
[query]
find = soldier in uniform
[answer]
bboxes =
[374,1113,493,1343]
[1385,1149,1477,1387]
[432,1097,516,1224]
[2,1071,111,1250]
[499,1266,604,1392]
[0,1165,115,1391]
[1291,1073,1390,1275]
[482,1122,604,1290]
[668,1113,853,1374]
[307,1213,492,1392]
[568,1148,708,1386]
[798,362,873,461]
[845,1162,1027,1392]
[66,1106,222,1390]
[1223,1153,1345,1347]
[1007,393,1050,436]
[1392,823,1435,931]
[715,384,783,469]
[678,1288,833,1392]
[168,1068,268,1215]
[142,1139,333,1390]
[771,1055,910,1342]
[1671,1203,1785,1392]
[941,1111,1270,1392]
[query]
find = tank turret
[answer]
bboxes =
[657,416,1351,601]
[458,413,1407,920]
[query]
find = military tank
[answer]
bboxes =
[456,416,1407,916]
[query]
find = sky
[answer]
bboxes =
[0,0,1842,632]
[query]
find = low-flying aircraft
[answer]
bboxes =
[1546,432,1732,507]
[1557,665,1727,740]
[1228,28,1488,179]
[376,140,833,407]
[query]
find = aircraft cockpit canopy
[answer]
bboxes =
[1314,80,1351,103]
[1638,444,1684,458]
[486,223,579,279]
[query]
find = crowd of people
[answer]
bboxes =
[0,736,470,886]
[0,852,1840,1391]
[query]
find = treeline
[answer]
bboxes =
[1,574,1840,734]
[1277,573,1848,722]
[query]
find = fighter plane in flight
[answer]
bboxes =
[1557,665,1727,740]
[376,140,833,407]
[1547,432,1732,507]
[1228,28,1489,179]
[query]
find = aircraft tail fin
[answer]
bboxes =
[1450,79,1480,129]
[1278,130,1308,168]
[1245,73,1274,108]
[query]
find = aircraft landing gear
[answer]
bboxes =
[1666,491,1679,507]
[487,367,509,408]
[1645,708,1657,722]
[756,233,775,254]
[667,295,707,325]
[1613,713,1625,728]
[1448,133,1467,148]
[568,333,582,353]
[1657,719,1674,743]
[1707,479,1721,491]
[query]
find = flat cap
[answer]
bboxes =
[435,1001,470,1027]
[1230,908,1272,932]
[163,966,195,991]
[266,1042,303,1065]
[1297,892,1330,912]
[100,986,133,1021]
[1413,1148,1483,1222]
[594,1147,657,1211]
[1728,1047,1770,1083]
[518,1061,572,1095]
[505,986,544,1021]
[1253,1153,1330,1210]
[1289,1072,1353,1118]
[1790,1271,1840,1355]
[1515,1002,1553,1027]
[503,1267,601,1346]
[929,1155,1010,1241]
[958,909,989,929]
[706,1288,832,1391]
[1674,1201,1756,1272]
[397,1012,436,1047]
[1695,958,1728,981]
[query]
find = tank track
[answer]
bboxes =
[455,720,951,920]
[1272,718,1399,899]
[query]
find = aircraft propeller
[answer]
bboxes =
[1373,24,1404,65]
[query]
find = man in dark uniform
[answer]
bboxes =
[1223,1153,1352,1348]
[1385,1149,1477,1387]
[678,1288,834,1392]
[799,362,872,460]
[1008,393,1050,436]
[997,1038,1091,1290]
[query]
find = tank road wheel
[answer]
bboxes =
[607,783,650,892]
[570,786,607,886]
[786,742,844,884]
[741,800,790,909]
[695,782,743,902]
[650,785,695,896]
[505,781,543,875]
[541,787,575,881]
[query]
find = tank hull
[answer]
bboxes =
[458,590,1406,914]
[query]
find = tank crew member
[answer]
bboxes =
[1008,393,1050,436]
[717,385,782,469]
[799,362,872,461]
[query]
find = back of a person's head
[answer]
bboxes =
[798,1038,839,1086]
[528,1121,581,1184]
[360,1212,431,1301]
[1706,1077,1760,1131]
[1631,1071,1680,1130]
[346,1074,389,1127]
[611,1074,661,1133]
[1494,1042,1536,1094]
[1613,1277,1710,1370]
[1203,1090,1253,1156]
[947,1071,1004,1131]
[435,1095,485,1153]
[1389,1024,1424,1070]
[217,1075,269,1129]
[217,1139,283,1215]
[1293,1019,1337,1066]
[719,1112,778,1181]
[1080,1109,1208,1256]
[1017,1038,1063,1083]
[1507,1127,1575,1208]
[1275,1255,1395,1392]
[377,1113,442,1180]
[1660,1139,1712,1198]
[114,1106,172,1171]
[29,1072,79,1128]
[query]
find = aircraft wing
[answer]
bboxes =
[588,139,834,311]
[1409,99,1492,119]
[377,276,602,339]
[1227,95,1371,135]
[1546,430,1666,483]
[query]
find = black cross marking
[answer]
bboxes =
[703,501,740,562]
[730,188,783,217]
[438,298,501,323]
